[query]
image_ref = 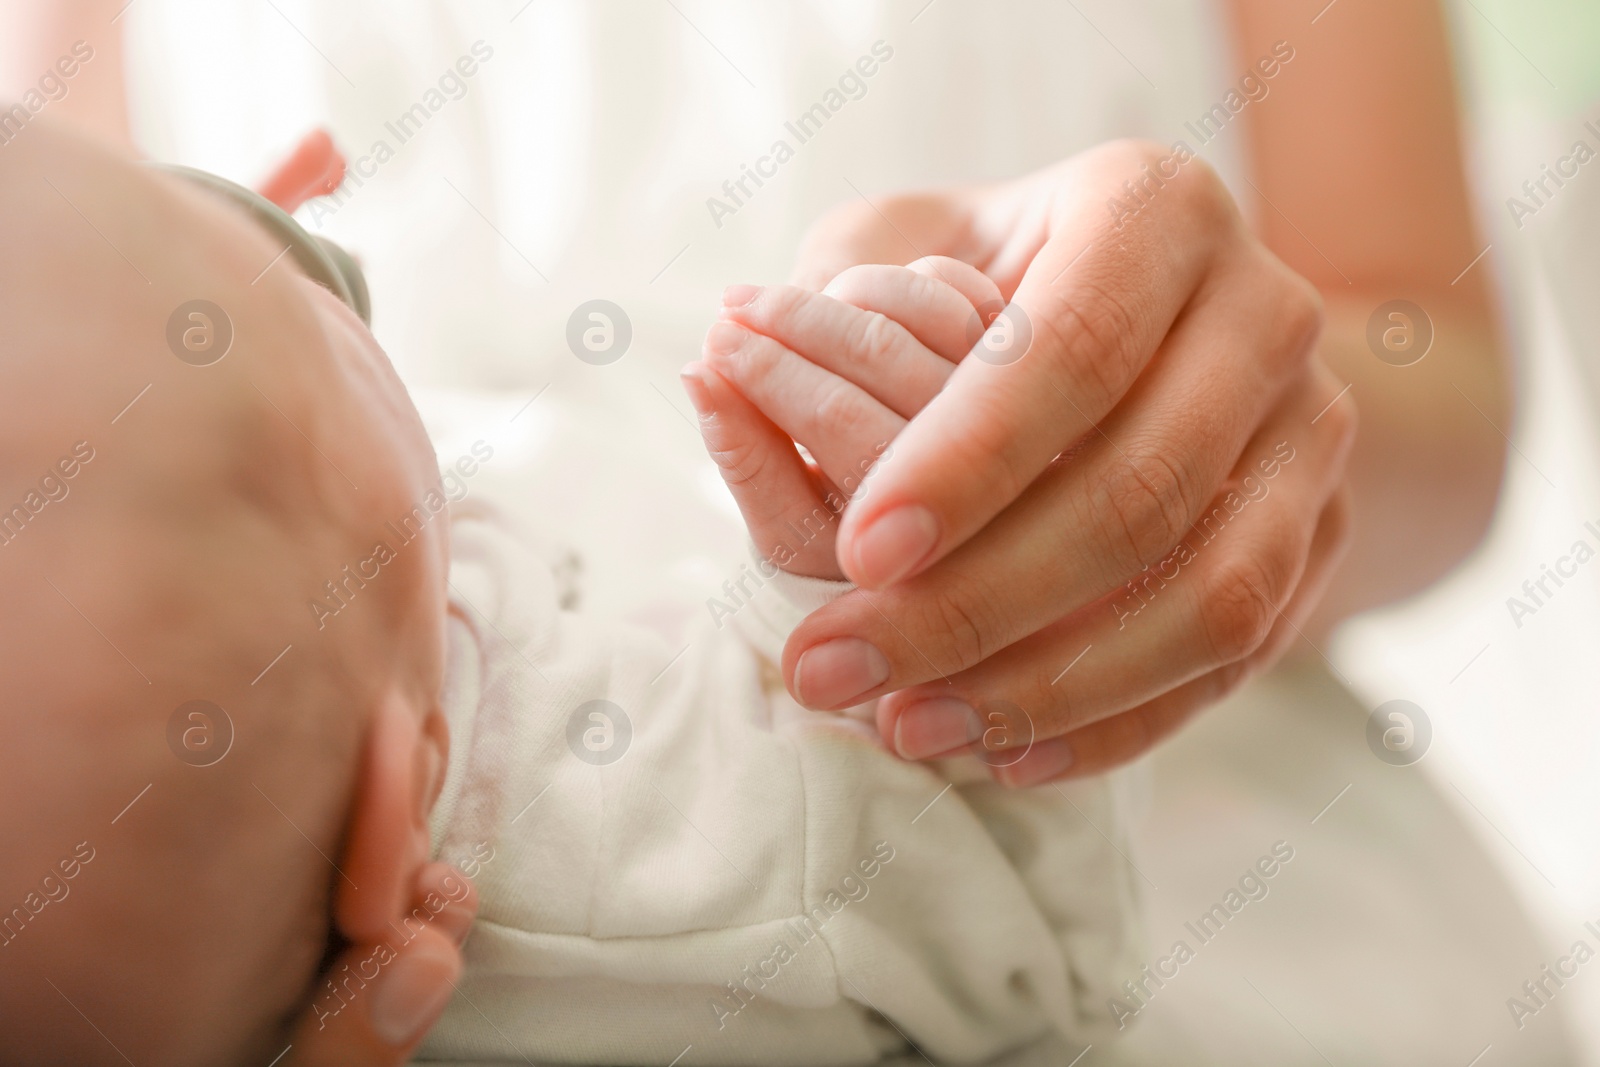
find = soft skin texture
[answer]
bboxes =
[686,257,997,583]
[0,124,456,1065]
[722,0,1500,786]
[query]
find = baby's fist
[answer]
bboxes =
[686,258,1002,581]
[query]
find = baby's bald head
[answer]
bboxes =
[0,124,449,1064]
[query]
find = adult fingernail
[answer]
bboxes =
[368,941,458,1046]
[894,698,979,760]
[705,320,747,358]
[996,738,1074,788]
[723,284,762,307]
[680,367,714,417]
[850,505,940,588]
[794,638,890,708]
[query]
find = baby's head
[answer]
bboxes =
[0,124,453,1063]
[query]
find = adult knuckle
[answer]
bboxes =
[1169,153,1236,234]
[1086,138,1240,244]
[1250,262,1326,383]
[1199,553,1279,663]
[1037,281,1141,411]
[917,580,1001,671]
[1073,280,1140,362]
[1093,449,1192,575]
[1282,274,1326,361]
[1033,673,1079,732]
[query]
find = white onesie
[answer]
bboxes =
[418,500,1143,1065]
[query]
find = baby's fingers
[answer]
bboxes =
[681,362,843,579]
[720,284,952,418]
[824,256,1004,362]
[700,320,904,493]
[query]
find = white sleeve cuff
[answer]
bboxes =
[727,544,853,665]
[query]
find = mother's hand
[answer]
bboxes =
[782,140,1356,786]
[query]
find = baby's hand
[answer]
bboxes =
[683,257,1002,581]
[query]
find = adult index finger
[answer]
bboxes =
[833,141,1238,589]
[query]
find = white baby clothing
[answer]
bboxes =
[419,499,1142,1065]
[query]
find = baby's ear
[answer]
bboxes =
[333,692,440,944]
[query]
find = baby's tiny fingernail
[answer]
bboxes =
[680,368,714,417]
[723,284,762,307]
[704,321,747,358]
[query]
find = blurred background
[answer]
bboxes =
[81,0,1600,1059]
[1341,0,1600,1051]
